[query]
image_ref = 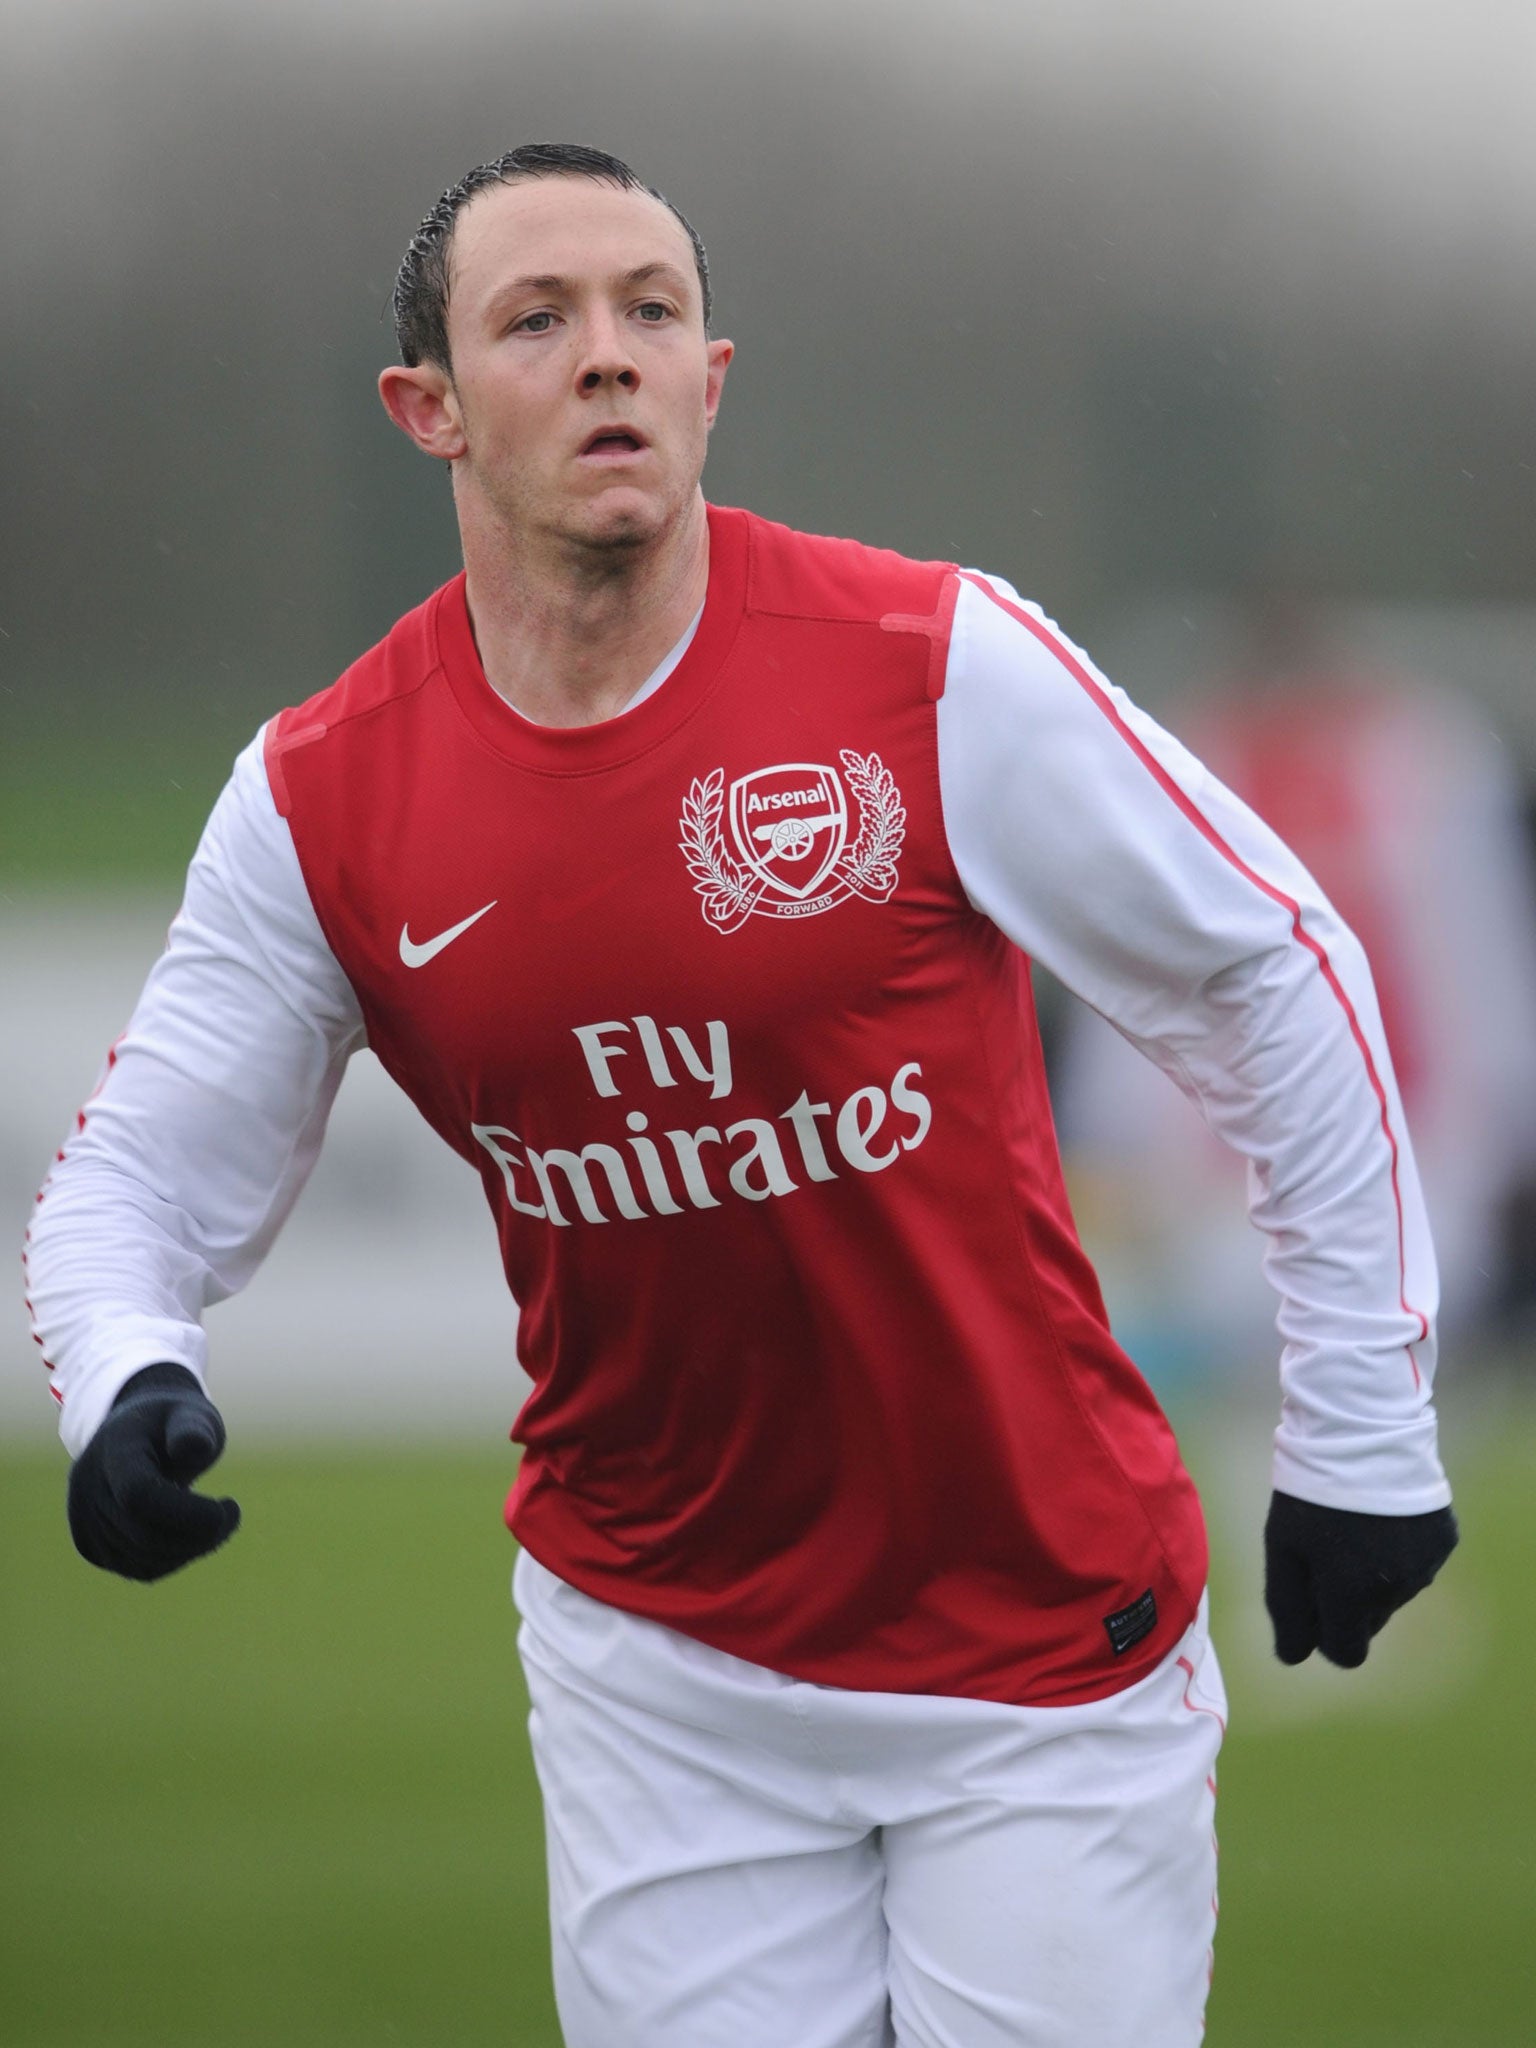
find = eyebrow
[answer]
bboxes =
[483,261,692,319]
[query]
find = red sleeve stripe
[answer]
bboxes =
[19,1239,54,1371]
[24,1034,127,1393]
[960,572,1429,1376]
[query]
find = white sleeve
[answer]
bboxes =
[23,731,365,1457]
[936,571,1449,1516]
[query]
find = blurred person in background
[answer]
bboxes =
[1057,584,1536,1384]
[23,146,1459,2048]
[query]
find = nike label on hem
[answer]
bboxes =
[1103,1588,1158,1656]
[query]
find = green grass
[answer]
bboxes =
[3,1414,1532,2046]
[1,1448,557,2048]
[1,696,269,884]
[1196,1400,1536,2047]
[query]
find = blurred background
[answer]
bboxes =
[4,1,1534,2042]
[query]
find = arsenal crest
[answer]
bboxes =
[680,751,906,932]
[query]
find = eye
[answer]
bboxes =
[635,301,672,323]
[513,310,558,335]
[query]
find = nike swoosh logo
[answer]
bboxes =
[399,901,498,968]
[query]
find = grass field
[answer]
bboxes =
[3,1402,1533,2047]
[1,696,269,885]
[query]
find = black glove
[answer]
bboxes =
[1264,1489,1458,1669]
[68,1363,241,1581]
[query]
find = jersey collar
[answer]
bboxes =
[432,503,749,775]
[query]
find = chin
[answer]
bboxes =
[569,493,672,555]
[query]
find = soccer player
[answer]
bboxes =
[25,144,1458,2047]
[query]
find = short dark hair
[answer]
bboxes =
[392,142,712,374]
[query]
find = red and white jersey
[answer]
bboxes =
[24,505,1448,1706]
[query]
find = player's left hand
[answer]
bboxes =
[1264,1490,1459,1668]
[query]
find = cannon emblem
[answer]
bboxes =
[679,752,907,933]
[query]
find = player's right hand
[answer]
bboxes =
[67,1362,241,1581]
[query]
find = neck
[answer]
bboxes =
[458,494,710,728]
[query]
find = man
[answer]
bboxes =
[25,144,1457,2047]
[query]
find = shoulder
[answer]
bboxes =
[945,567,1144,728]
[200,729,326,918]
[939,569,1213,801]
[177,732,362,1033]
[951,569,1084,678]
[264,576,459,815]
[727,504,955,625]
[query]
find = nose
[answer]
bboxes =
[576,307,640,395]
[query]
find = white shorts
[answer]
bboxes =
[514,1550,1225,2048]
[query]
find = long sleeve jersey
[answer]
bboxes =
[24,505,1448,1706]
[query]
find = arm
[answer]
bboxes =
[23,732,364,1567]
[935,572,1455,1661]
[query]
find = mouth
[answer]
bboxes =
[578,426,648,461]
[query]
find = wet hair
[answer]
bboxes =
[392,141,712,373]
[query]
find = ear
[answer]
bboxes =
[377,362,467,461]
[703,337,734,431]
